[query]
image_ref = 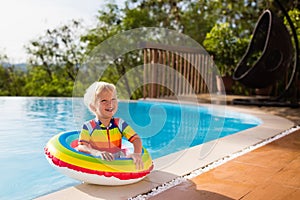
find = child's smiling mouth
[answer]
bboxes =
[105,107,114,112]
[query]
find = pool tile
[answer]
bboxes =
[218,131,262,147]
[143,170,179,185]
[248,126,290,140]
[153,137,260,177]
[37,178,158,200]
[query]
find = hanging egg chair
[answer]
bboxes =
[233,9,293,89]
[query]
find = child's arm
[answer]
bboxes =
[127,136,144,170]
[77,143,114,161]
[132,136,142,154]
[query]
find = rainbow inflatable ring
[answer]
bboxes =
[44,130,154,185]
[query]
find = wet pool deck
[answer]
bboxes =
[36,95,300,200]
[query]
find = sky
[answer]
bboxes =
[0,0,122,63]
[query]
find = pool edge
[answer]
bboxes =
[35,102,295,200]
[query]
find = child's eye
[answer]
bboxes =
[100,99,117,105]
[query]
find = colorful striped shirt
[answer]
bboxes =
[78,118,138,153]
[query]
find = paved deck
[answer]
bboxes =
[148,128,300,200]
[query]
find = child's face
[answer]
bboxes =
[92,89,118,120]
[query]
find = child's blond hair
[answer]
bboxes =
[83,81,116,113]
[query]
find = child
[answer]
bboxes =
[77,81,144,170]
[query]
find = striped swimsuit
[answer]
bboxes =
[78,118,138,153]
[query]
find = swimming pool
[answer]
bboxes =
[0,97,261,200]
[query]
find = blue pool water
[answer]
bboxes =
[0,97,261,200]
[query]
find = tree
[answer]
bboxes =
[25,20,87,96]
[3,0,298,97]
[25,66,73,96]
[0,54,26,96]
[284,8,300,48]
[82,4,123,52]
[0,65,10,95]
[81,3,143,99]
[203,22,249,76]
[26,20,86,81]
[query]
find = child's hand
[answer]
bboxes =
[94,150,114,161]
[127,153,144,170]
[77,144,114,161]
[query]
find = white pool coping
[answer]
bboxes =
[35,102,295,200]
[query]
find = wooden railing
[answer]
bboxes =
[140,42,217,98]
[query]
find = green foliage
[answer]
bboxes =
[0,65,10,95]
[26,20,86,81]
[0,65,26,96]
[22,20,86,96]
[284,8,300,47]
[122,8,154,28]
[0,55,26,96]
[203,22,249,76]
[81,4,123,52]
[24,66,73,96]
[1,0,299,97]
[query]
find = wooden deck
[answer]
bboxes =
[148,128,300,200]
